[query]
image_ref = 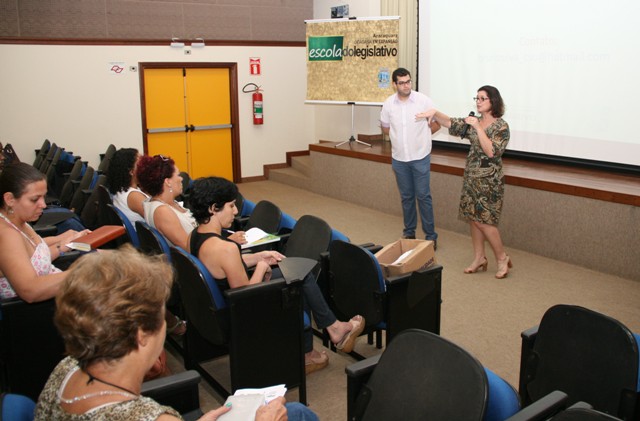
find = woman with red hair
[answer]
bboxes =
[135,155,196,250]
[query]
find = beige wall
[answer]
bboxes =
[0,44,314,177]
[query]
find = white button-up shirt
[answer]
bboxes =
[380,91,435,162]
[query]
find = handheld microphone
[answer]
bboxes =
[461,111,475,139]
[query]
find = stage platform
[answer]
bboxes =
[310,138,640,207]
[289,138,639,280]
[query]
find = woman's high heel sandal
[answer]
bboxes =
[464,257,488,274]
[495,255,513,279]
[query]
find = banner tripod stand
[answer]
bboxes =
[335,103,372,148]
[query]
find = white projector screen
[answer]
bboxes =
[418,0,640,169]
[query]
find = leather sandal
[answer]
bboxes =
[336,315,365,354]
[305,350,329,375]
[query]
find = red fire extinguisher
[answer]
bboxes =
[243,83,263,125]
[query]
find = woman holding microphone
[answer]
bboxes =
[419,85,512,278]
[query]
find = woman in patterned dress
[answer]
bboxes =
[419,86,512,278]
[35,246,312,421]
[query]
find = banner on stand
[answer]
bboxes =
[305,17,400,104]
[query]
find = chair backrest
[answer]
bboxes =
[44,147,62,193]
[97,144,116,174]
[356,329,489,421]
[107,204,139,247]
[0,393,36,421]
[525,304,639,417]
[94,184,114,228]
[65,156,84,182]
[278,212,297,234]
[284,215,332,260]
[0,298,65,401]
[244,200,282,233]
[32,139,50,169]
[48,150,76,199]
[57,160,85,207]
[330,228,350,243]
[239,196,255,217]
[169,247,228,346]
[68,166,95,214]
[135,221,172,261]
[38,142,57,173]
[78,173,105,228]
[328,240,386,328]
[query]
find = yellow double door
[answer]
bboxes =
[143,67,234,180]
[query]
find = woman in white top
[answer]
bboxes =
[135,154,197,249]
[0,163,89,302]
[106,148,148,227]
[135,154,194,336]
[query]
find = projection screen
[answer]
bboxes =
[418,0,640,169]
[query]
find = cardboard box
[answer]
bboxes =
[374,239,436,278]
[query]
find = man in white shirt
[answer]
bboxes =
[380,68,440,245]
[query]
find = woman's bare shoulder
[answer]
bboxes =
[0,223,22,244]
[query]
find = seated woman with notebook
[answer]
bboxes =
[188,176,365,374]
[135,154,247,247]
[35,246,316,421]
[0,162,89,302]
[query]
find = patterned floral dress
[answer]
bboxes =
[34,357,181,421]
[449,117,510,225]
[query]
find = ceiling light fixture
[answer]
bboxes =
[191,38,205,48]
[170,38,184,48]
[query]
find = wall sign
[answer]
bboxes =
[250,58,261,75]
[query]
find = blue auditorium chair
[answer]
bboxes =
[169,247,307,404]
[346,329,521,421]
[0,393,35,421]
[325,240,442,356]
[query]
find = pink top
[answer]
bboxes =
[0,217,61,299]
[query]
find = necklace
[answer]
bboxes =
[58,389,137,404]
[85,370,139,396]
[57,368,139,405]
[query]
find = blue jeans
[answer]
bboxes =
[392,155,437,240]
[286,402,320,421]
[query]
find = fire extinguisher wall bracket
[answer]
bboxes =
[242,83,263,125]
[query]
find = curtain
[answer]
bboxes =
[380,0,418,80]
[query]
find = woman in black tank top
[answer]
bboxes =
[187,177,365,374]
